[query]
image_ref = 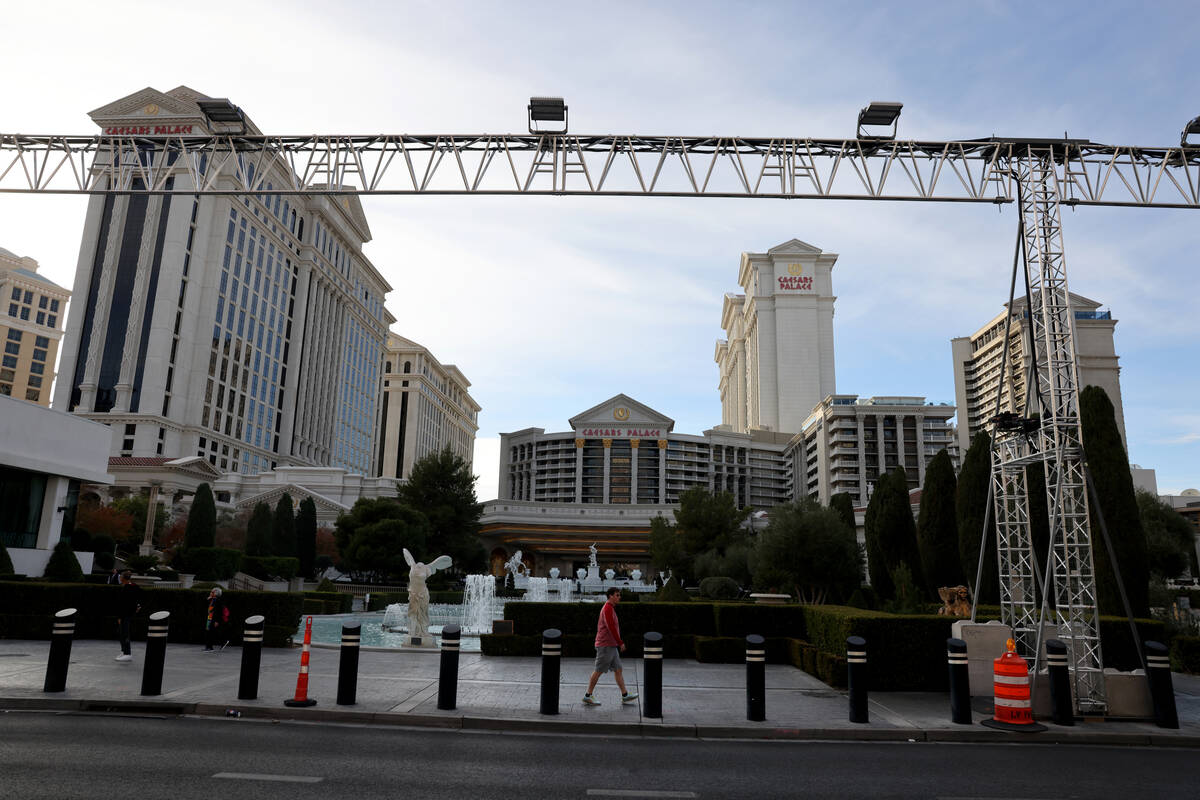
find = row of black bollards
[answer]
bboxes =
[38,607,1181,729]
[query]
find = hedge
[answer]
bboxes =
[366,590,464,611]
[1171,636,1200,674]
[0,582,303,647]
[301,591,353,615]
[180,547,242,581]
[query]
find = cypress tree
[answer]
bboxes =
[875,466,926,599]
[296,497,318,579]
[43,540,84,582]
[0,535,13,575]
[863,471,894,600]
[245,503,274,556]
[273,493,296,558]
[917,449,963,595]
[830,492,856,533]
[957,431,998,603]
[1079,385,1149,616]
[1025,463,1051,593]
[185,483,217,549]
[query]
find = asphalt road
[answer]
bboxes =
[0,711,1189,799]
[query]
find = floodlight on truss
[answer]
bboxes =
[528,96,567,134]
[197,98,247,135]
[1182,115,1200,148]
[857,101,903,139]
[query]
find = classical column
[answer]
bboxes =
[114,195,165,412]
[916,414,926,485]
[602,439,612,504]
[574,438,584,503]
[630,439,639,505]
[876,416,885,481]
[139,481,162,556]
[658,439,667,502]
[78,197,131,411]
[897,415,907,482]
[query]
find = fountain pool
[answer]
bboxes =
[298,611,489,651]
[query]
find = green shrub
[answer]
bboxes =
[694,636,745,663]
[91,535,116,571]
[480,634,540,656]
[125,554,160,574]
[179,547,242,580]
[653,578,690,602]
[240,556,299,581]
[43,541,84,582]
[0,582,303,647]
[1171,636,1200,673]
[713,603,806,639]
[699,577,740,600]
[368,591,407,611]
[316,578,337,593]
[301,591,352,614]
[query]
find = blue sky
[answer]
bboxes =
[1,0,1197,499]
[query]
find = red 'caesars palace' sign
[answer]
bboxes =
[578,428,662,437]
[777,275,813,290]
[102,125,198,135]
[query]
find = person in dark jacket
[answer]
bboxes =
[203,587,228,652]
[114,570,141,662]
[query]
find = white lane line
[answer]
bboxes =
[586,791,698,798]
[213,772,323,783]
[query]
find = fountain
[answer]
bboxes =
[461,573,497,634]
[557,578,574,602]
[526,576,549,602]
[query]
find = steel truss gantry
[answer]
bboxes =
[1,133,1199,206]
[5,130,1197,713]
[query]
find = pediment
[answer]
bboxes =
[767,238,823,255]
[89,87,208,123]
[165,456,223,479]
[569,394,674,431]
[236,483,349,515]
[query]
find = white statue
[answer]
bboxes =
[576,567,587,581]
[604,568,616,581]
[631,569,642,583]
[549,567,560,580]
[588,542,599,569]
[504,550,527,580]
[404,548,452,641]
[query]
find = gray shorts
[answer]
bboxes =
[594,646,622,674]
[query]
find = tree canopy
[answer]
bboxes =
[1080,385,1149,616]
[870,467,926,600]
[296,497,318,579]
[957,431,998,603]
[830,492,856,532]
[1136,489,1194,581]
[334,498,431,582]
[273,494,296,557]
[184,483,216,549]
[916,449,963,595]
[753,499,862,603]
[396,446,484,573]
[244,503,274,557]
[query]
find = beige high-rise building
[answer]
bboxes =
[716,239,837,437]
[0,249,70,407]
[378,333,479,480]
[951,293,1124,454]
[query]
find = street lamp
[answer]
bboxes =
[197,98,247,135]
[857,101,903,139]
[1182,115,1200,148]
[528,96,568,135]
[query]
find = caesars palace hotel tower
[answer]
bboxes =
[54,87,394,476]
[716,239,837,436]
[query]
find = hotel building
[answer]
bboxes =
[378,333,480,480]
[481,394,793,575]
[716,239,837,436]
[1,249,70,406]
[950,293,1125,454]
[791,395,956,507]
[53,87,394,479]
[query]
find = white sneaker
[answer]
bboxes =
[582,694,601,706]
[115,654,132,662]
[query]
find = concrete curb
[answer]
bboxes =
[4,696,1197,747]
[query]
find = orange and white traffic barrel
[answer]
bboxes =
[981,638,1045,732]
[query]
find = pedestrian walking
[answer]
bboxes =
[106,567,121,585]
[203,587,229,652]
[114,569,141,662]
[582,587,638,706]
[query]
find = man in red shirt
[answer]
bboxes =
[582,587,638,705]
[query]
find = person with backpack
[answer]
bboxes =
[203,587,229,652]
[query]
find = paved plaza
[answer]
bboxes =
[1,637,1198,745]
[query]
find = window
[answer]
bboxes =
[0,384,8,395]
[38,296,47,309]
[6,329,19,341]
[50,299,59,313]
[9,288,18,301]
[35,335,48,348]
[22,291,32,304]
[47,315,56,328]
[32,348,46,362]
[27,375,41,388]
[25,388,39,402]
[19,307,29,320]
[0,369,11,382]
[35,312,44,325]
[29,362,43,375]
[4,342,18,355]
[1,356,15,369]
[7,304,15,317]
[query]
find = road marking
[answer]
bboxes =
[586,791,698,798]
[213,773,323,783]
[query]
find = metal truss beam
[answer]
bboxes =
[1,134,1199,206]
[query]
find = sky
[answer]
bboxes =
[1,0,1197,499]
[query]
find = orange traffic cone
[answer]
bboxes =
[284,616,317,707]
[981,638,1045,732]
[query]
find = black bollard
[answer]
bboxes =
[1145,640,1179,729]
[643,632,663,719]
[336,620,362,706]
[438,624,461,710]
[746,634,766,722]
[539,628,562,715]
[43,608,77,693]
[1044,639,1074,726]
[237,615,265,700]
[847,636,868,724]
[947,637,971,724]
[140,611,170,697]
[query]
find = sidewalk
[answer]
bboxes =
[2,638,1198,746]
